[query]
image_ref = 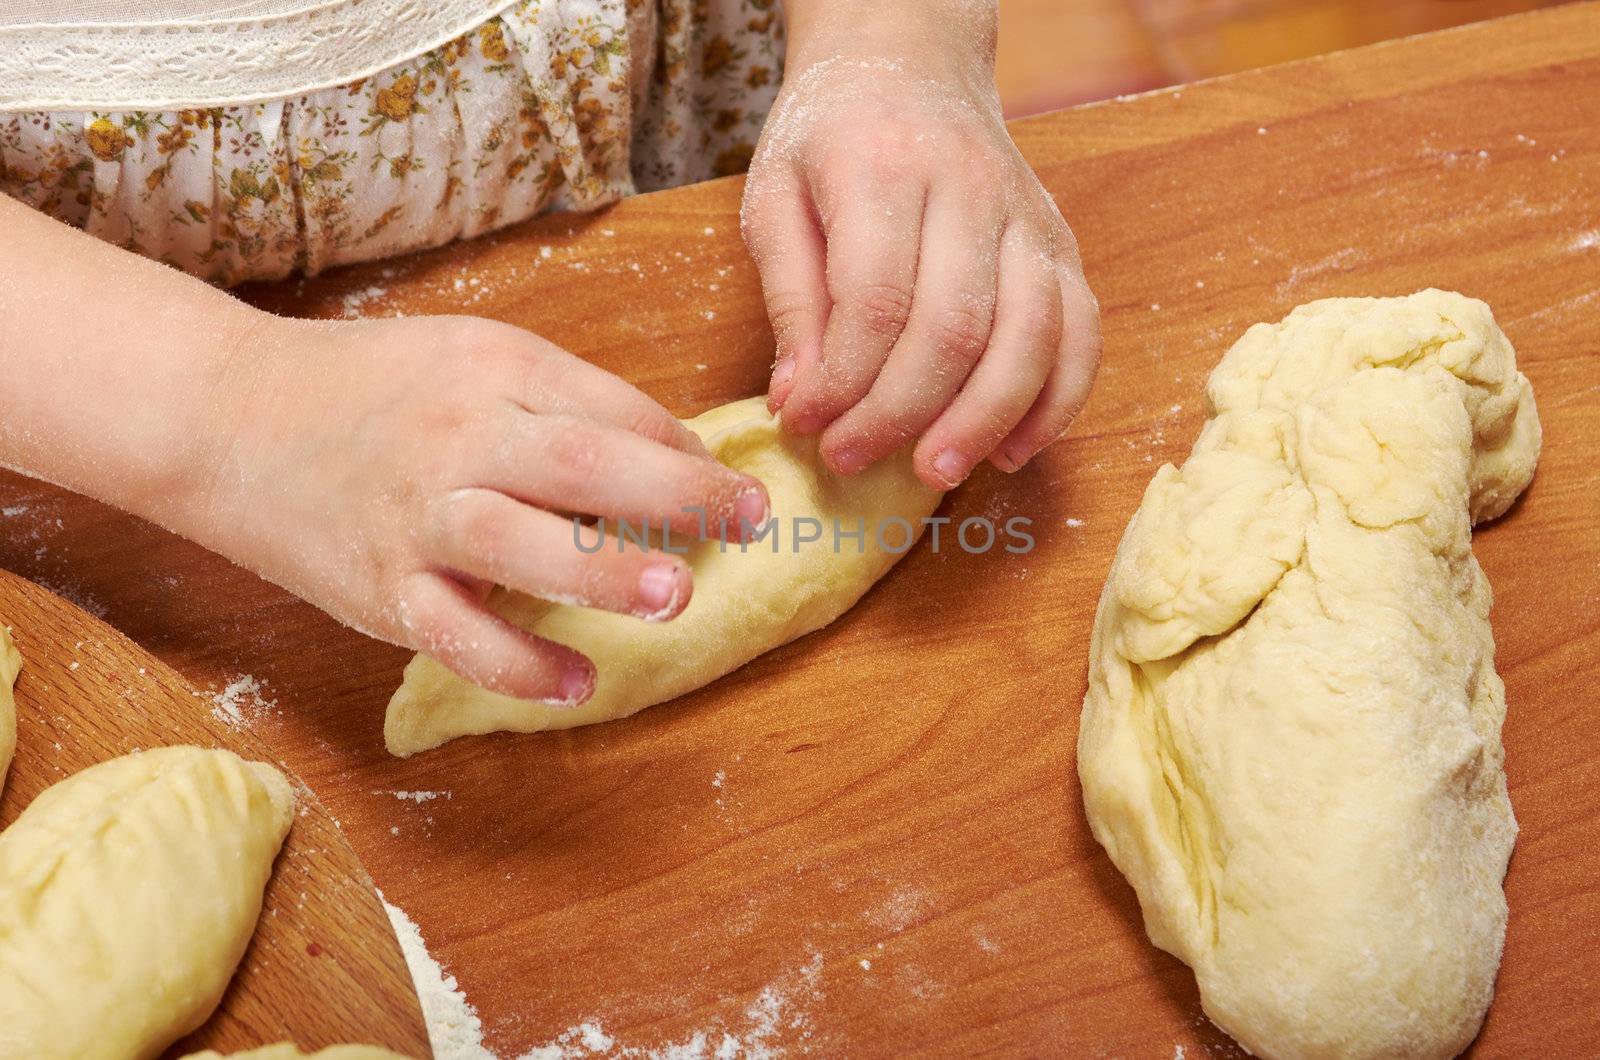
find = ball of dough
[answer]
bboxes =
[1079,290,1540,1059]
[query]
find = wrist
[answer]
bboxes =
[146,307,306,550]
[101,302,287,545]
[783,0,998,83]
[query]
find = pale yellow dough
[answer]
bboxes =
[182,1045,415,1060]
[0,624,17,792]
[386,396,941,756]
[0,746,294,1060]
[1079,290,1540,1060]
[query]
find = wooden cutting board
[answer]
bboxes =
[2,4,1598,1056]
[0,570,429,1058]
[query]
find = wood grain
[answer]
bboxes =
[4,4,1599,1055]
[0,571,429,1058]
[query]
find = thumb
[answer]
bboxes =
[740,169,829,413]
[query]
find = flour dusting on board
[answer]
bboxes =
[210,674,276,728]
[341,284,390,317]
[383,895,496,1060]
[379,788,452,803]
[384,895,826,1060]
[522,952,825,1059]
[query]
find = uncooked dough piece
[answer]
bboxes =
[182,1045,415,1060]
[0,624,17,792]
[1079,290,1540,1060]
[386,396,941,756]
[0,746,294,1060]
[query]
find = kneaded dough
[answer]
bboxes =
[0,746,294,1060]
[386,396,941,756]
[1079,290,1540,1060]
[183,1046,414,1060]
[0,624,17,792]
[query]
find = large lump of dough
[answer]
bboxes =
[1079,290,1540,1059]
[0,746,294,1060]
[0,624,17,792]
[386,396,941,756]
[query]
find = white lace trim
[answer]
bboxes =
[0,0,516,111]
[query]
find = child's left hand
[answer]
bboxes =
[740,0,1101,491]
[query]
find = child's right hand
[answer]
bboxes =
[193,313,770,705]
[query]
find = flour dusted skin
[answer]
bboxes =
[1079,290,1540,1059]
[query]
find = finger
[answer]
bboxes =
[741,168,829,413]
[909,224,1061,488]
[395,570,596,702]
[494,324,712,459]
[817,191,1004,474]
[435,488,696,621]
[780,167,928,435]
[992,266,1102,471]
[483,412,769,537]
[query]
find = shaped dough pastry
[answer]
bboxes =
[1079,290,1540,1060]
[183,1046,414,1060]
[386,396,941,756]
[0,625,17,792]
[0,746,294,1060]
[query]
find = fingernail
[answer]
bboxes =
[788,412,825,434]
[637,562,683,620]
[769,356,796,410]
[735,485,769,531]
[830,448,868,475]
[932,448,970,487]
[993,447,1024,473]
[560,663,594,705]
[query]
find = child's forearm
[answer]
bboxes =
[782,0,998,76]
[0,194,261,533]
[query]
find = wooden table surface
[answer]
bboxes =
[6,4,1600,1056]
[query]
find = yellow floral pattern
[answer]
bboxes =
[0,1,784,285]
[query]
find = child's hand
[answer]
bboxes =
[741,1,1101,490]
[199,315,769,703]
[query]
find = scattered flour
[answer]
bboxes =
[383,895,496,1060]
[1280,247,1362,293]
[210,674,276,728]
[871,888,930,934]
[382,789,452,804]
[523,953,824,1060]
[1570,230,1600,252]
[385,897,825,1060]
[341,285,389,318]
[1,504,29,517]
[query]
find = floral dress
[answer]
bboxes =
[0,0,785,285]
